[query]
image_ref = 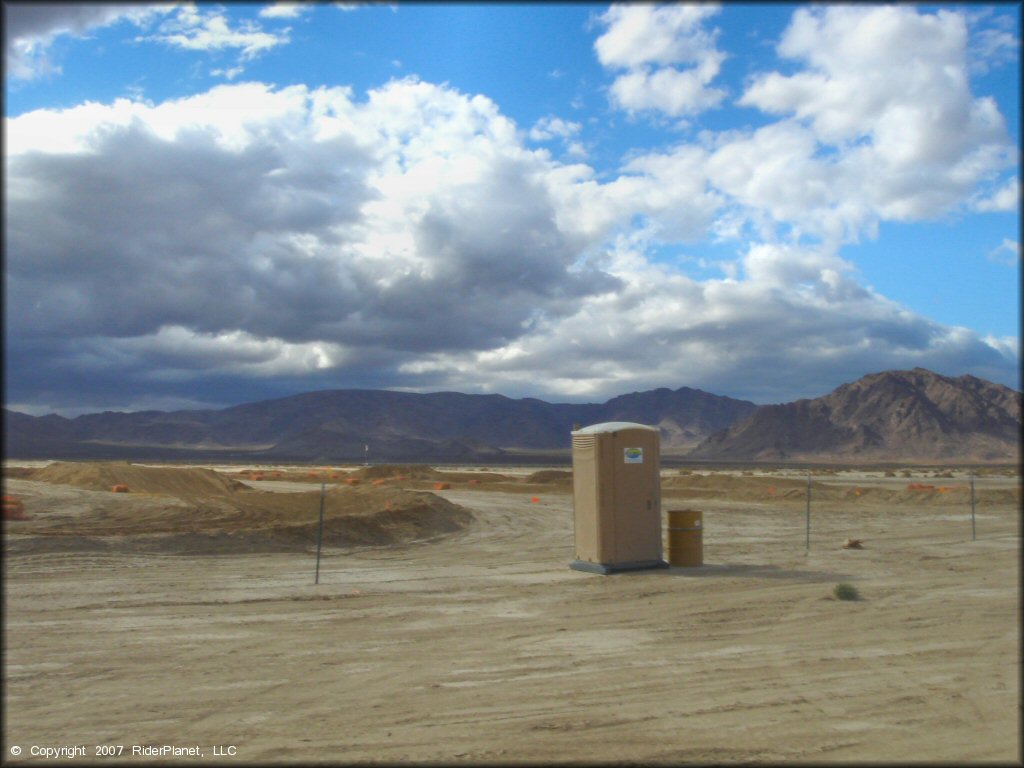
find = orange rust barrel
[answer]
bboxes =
[667,509,703,567]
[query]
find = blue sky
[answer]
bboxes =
[3,2,1020,416]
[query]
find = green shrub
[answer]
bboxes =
[833,583,860,601]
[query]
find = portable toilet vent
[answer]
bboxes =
[569,422,667,575]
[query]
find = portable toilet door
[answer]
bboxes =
[569,422,667,574]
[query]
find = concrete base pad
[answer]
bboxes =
[569,559,669,575]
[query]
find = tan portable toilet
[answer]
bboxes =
[569,422,667,574]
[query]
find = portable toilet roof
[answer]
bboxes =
[573,421,658,434]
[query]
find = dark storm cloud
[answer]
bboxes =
[4,81,628,412]
[6,123,372,343]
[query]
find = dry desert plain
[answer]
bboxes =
[3,461,1021,764]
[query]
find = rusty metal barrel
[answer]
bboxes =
[667,509,703,567]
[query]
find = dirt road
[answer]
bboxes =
[3,472,1020,763]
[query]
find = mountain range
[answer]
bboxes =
[3,385,756,462]
[691,368,1020,462]
[3,368,1019,463]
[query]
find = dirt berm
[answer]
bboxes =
[7,462,474,555]
[32,460,248,496]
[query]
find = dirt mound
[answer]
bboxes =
[349,464,445,481]
[32,461,248,497]
[6,481,473,555]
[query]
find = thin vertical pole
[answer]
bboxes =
[970,474,976,541]
[315,481,326,584]
[805,473,811,552]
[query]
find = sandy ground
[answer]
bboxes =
[3,465,1021,764]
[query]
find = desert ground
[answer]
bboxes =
[3,461,1020,764]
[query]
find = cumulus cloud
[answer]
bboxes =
[738,5,1015,228]
[594,3,726,118]
[394,236,1015,403]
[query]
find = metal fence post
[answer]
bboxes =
[805,473,811,551]
[315,481,326,584]
[970,474,976,541]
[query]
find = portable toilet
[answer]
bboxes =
[569,422,667,574]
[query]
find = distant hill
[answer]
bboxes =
[689,368,1021,462]
[3,386,756,462]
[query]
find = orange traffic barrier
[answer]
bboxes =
[432,482,451,490]
[344,478,360,485]
[530,496,540,503]
[111,484,130,493]
[3,495,28,520]
[907,483,935,492]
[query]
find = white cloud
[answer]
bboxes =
[595,3,726,118]
[259,3,312,20]
[967,9,1020,74]
[608,57,726,117]
[140,4,289,62]
[972,177,1019,213]
[738,5,1015,225]
[529,116,581,142]
[987,238,1020,267]
[594,3,721,69]
[104,325,348,377]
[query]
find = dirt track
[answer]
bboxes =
[3,465,1020,763]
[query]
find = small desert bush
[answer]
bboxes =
[833,583,861,601]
